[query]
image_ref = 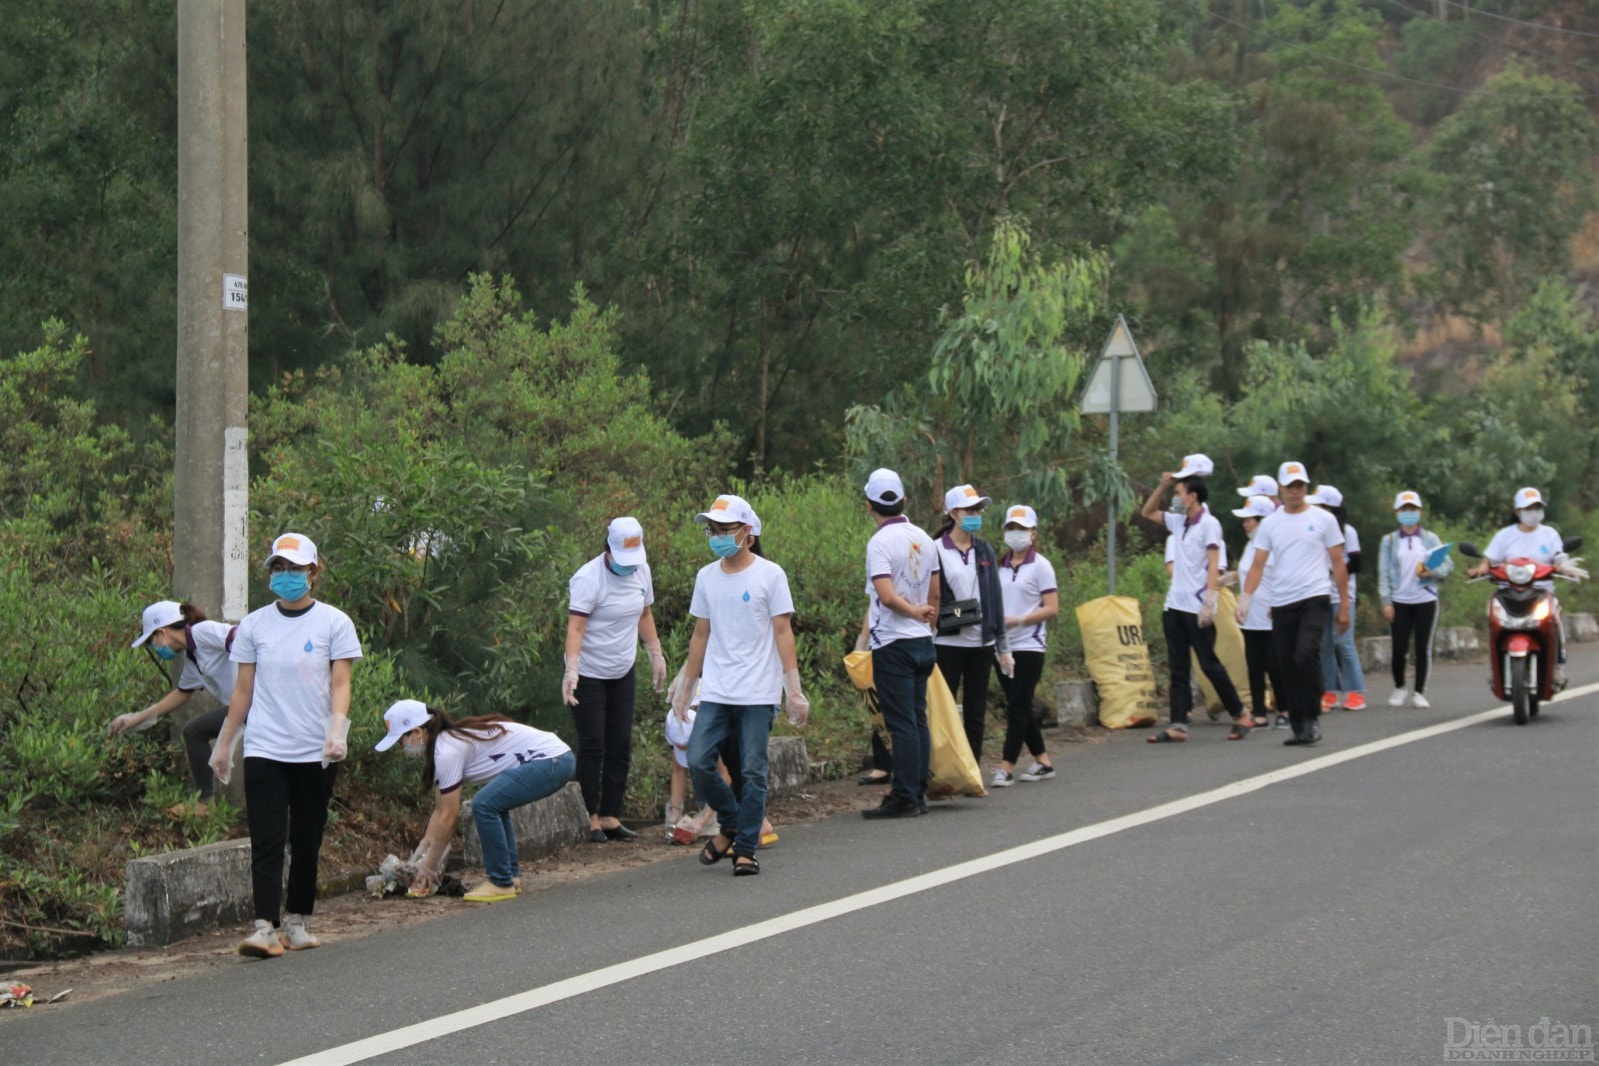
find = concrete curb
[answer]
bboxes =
[1054,680,1099,728]
[1570,612,1597,643]
[461,782,590,868]
[1360,627,1481,672]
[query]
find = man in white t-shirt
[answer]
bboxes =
[1238,461,1351,746]
[1140,454,1246,743]
[856,468,941,819]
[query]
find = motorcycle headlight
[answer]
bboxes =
[1506,562,1536,586]
[1532,599,1552,622]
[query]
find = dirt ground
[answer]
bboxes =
[0,723,1107,1016]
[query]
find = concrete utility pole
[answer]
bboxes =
[175,0,248,624]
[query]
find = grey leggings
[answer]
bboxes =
[182,705,228,800]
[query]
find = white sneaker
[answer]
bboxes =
[238,919,284,958]
[279,913,320,951]
[990,769,1015,788]
[1388,689,1408,707]
[1018,763,1055,782]
[1410,692,1430,709]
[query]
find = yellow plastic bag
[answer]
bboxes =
[842,651,985,797]
[1193,588,1249,716]
[1075,596,1161,729]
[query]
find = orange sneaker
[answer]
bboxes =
[1343,693,1367,711]
[1320,692,1340,711]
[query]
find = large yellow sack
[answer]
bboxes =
[1193,587,1249,716]
[1076,596,1161,729]
[842,651,985,798]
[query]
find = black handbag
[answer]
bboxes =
[937,598,982,634]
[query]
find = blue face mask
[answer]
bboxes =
[959,515,983,533]
[153,642,177,662]
[1396,510,1421,527]
[708,534,741,559]
[607,558,638,577]
[270,570,311,602]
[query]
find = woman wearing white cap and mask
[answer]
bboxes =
[375,699,574,902]
[991,504,1059,786]
[1470,487,1574,686]
[112,601,240,809]
[562,517,668,843]
[931,484,1015,766]
[1377,491,1452,708]
[209,532,363,958]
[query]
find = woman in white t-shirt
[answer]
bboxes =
[210,532,363,959]
[562,517,668,844]
[112,600,240,807]
[990,505,1059,788]
[375,699,575,902]
[1376,490,1452,708]
[1229,496,1285,733]
[670,494,808,876]
[1309,486,1367,711]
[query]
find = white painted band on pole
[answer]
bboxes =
[222,426,249,622]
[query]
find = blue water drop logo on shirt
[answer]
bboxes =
[742,591,751,602]
[303,640,314,653]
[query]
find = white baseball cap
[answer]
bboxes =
[1513,487,1544,510]
[943,484,991,513]
[694,494,758,528]
[132,600,184,648]
[864,468,905,506]
[1307,485,1344,508]
[374,699,432,752]
[1237,474,1279,498]
[1173,453,1214,479]
[1393,490,1422,511]
[1002,504,1038,529]
[1277,461,1310,486]
[1231,495,1276,520]
[606,517,647,566]
[265,532,318,568]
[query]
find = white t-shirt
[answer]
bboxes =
[933,534,989,649]
[865,517,941,648]
[176,620,240,705]
[1390,529,1439,605]
[1000,550,1058,653]
[1252,507,1344,608]
[568,554,655,680]
[231,601,364,762]
[1328,523,1361,605]
[1485,523,1564,591]
[432,722,571,794]
[1238,540,1273,631]
[690,556,794,705]
[1164,508,1224,614]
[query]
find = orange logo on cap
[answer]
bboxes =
[276,536,301,551]
[1285,465,1304,478]
[622,535,642,549]
[1009,507,1027,520]
[963,487,978,498]
[712,498,731,511]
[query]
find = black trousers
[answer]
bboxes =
[995,650,1047,766]
[181,705,227,800]
[570,672,636,818]
[243,758,338,924]
[1272,596,1331,735]
[1389,600,1438,694]
[1162,608,1244,724]
[936,643,994,760]
[1241,628,1284,719]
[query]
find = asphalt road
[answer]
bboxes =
[5,656,1596,1066]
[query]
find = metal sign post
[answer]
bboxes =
[1080,315,1156,595]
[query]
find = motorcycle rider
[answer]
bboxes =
[1467,487,1578,687]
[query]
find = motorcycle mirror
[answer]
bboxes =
[1562,536,1583,553]
[1458,542,1482,558]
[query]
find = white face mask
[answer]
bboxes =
[1519,508,1544,527]
[1004,530,1034,552]
[401,737,426,758]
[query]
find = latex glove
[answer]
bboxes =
[1217,570,1239,588]
[322,715,350,765]
[1234,592,1252,627]
[997,652,1016,679]
[407,866,439,898]
[209,722,238,785]
[1336,604,1351,634]
[1198,590,1218,629]
[561,661,580,706]
[646,641,668,691]
[782,668,809,727]
[853,632,870,653]
[1382,604,1395,621]
[670,673,694,723]
[107,713,142,737]
[1558,558,1589,580]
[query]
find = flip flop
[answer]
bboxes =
[856,772,890,787]
[1227,718,1253,740]
[1146,727,1188,743]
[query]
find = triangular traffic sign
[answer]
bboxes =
[1080,315,1156,414]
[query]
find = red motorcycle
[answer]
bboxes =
[1460,537,1582,725]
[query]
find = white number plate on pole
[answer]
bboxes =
[223,274,248,310]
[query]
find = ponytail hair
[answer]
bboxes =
[933,514,956,539]
[176,602,209,627]
[417,706,515,791]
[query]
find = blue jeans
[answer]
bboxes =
[688,701,776,858]
[472,750,576,887]
[873,636,936,806]
[1321,610,1366,695]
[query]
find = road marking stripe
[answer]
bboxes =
[281,682,1599,1066]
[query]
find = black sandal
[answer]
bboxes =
[733,855,760,877]
[699,834,733,866]
[1227,717,1254,740]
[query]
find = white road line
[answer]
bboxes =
[281,682,1599,1066]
